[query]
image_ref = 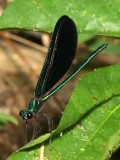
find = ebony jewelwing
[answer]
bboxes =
[20,15,108,140]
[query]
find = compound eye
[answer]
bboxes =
[19,111,23,117]
[27,112,33,119]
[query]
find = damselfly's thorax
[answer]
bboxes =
[19,98,46,120]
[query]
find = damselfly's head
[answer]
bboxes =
[19,98,43,120]
[19,110,33,120]
[19,98,36,120]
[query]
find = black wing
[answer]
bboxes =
[35,15,77,98]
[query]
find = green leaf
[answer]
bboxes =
[8,64,120,160]
[0,0,120,37]
[86,38,120,54]
[0,113,18,128]
[78,34,93,42]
